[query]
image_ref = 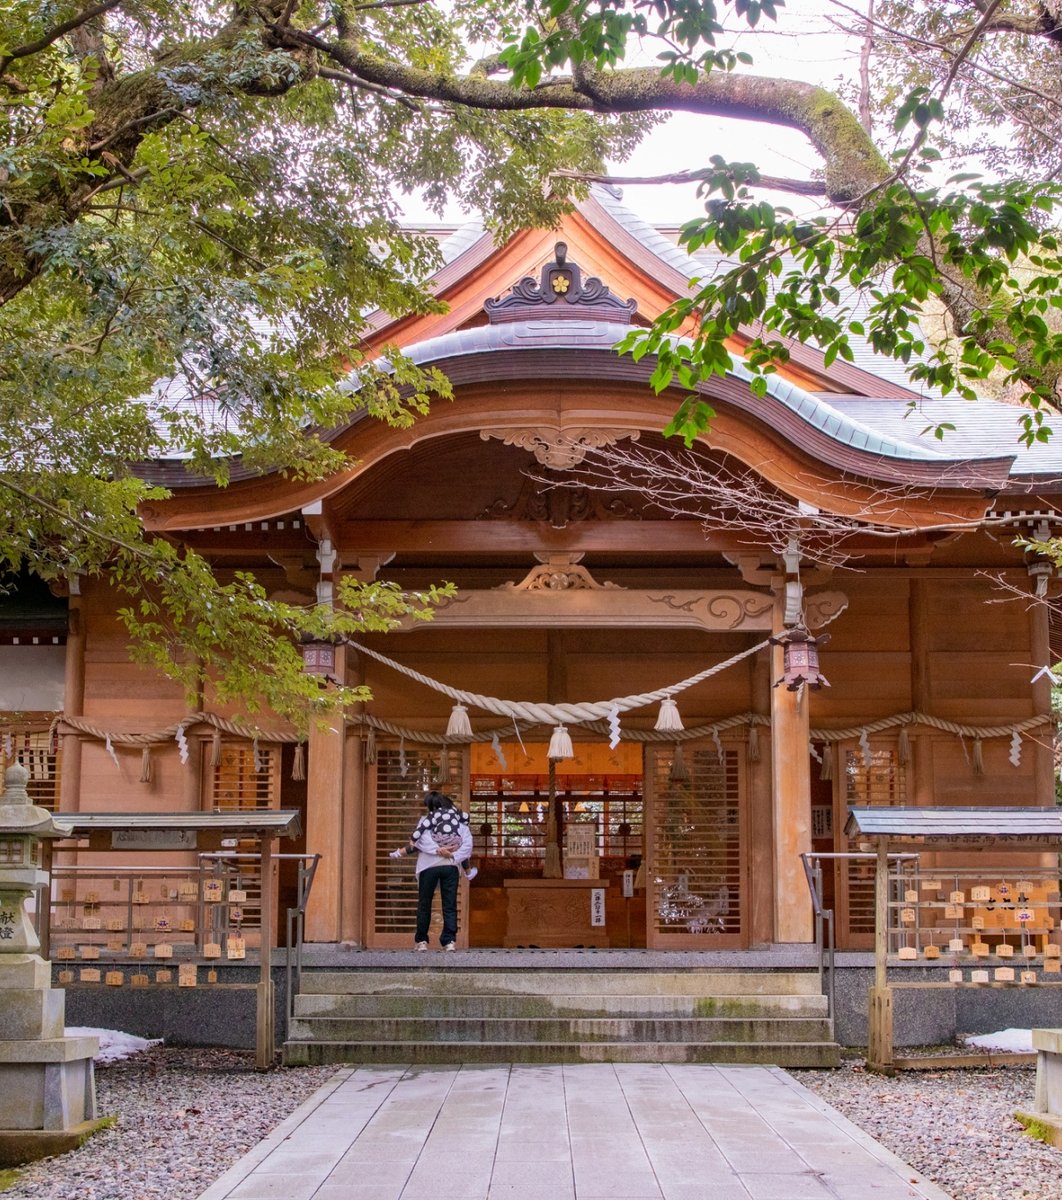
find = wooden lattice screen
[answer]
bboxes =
[646,743,745,948]
[368,745,467,947]
[207,743,280,810]
[837,742,906,947]
[0,728,61,810]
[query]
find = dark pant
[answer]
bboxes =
[415,864,459,946]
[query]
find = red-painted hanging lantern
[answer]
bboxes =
[769,626,830,691]
[300,639,336,676]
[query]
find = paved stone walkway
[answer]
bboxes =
[196,1063,952,1200]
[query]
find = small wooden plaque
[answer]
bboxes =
[106,940,124,953]
[155,969,173,983]
[58,969,75,984]
[178,964,197,988]
[79,968,101,983]
[945,905,962,921]
[106,918,124,932]
[994,967,1015,982]
[949,890,965,904]
[922,879,942,891]
[971,886,991,903]
[153,942,173,959]
[970,969,990,983]
[924,944,941,959]
[1021,971,1038,985]
[105,970,124,987]
[948,968,963,983]
[1045,944,1061,958]
[130,942,147,958]
[82,917,101,931]
[131,973,150,988]
[228,890,247,903]
[972,916,985,931]
[226,936,246,960]
[903,890,919,904]
[948,938,965,952]
[1044,958,1062,974]
[56,946,76,960]
[179,919,196,933]
[996,943,1014,959]
[971,941,990,957]
[900,908,916,925]
[202,881,223,902]
[1023,943,1039,958]
[897,946,918,960]
[206,969,218,984]
[80,945,100,960]
[203,942,222,959]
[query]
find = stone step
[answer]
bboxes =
[286,1015,833,1044]
[292,992,828,1019]
[282,1039,843,1068]
[298,969,824,997]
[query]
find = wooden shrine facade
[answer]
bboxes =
[1,189,1060,954]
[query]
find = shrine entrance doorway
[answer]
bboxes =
[364,736,749,950]
[467,741,646,948]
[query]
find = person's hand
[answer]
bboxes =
[389,848,403,859]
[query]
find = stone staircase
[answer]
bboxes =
[282,967,841,1067]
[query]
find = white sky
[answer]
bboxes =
[614,3,859,224]
[402,1,866,226]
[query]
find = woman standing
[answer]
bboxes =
[391,790,473,951]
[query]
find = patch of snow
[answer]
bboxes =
[65,1027,162,1064]
[963,1028,1035,1053]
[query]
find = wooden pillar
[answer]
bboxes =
[867,840,894,1071]
[1029,597,1055,807]
[255,832,275,1070]
[748,644,774,946]
[908,579,933,806]
[59,593,85,812]
[770,593,814,944]
[304,645,347,943]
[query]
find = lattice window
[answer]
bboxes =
[206,743,279,810]
[0,728,61,811]
[467,776,644,875]
[372,747,466,940]
[842,744,906,939]
[650,746,743,943]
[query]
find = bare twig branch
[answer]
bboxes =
[317,65,423,111]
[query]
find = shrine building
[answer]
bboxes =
[4,185,1061,966]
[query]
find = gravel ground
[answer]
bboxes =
[2,1049,1061,1200]
[795,1059,1062,1200]
[0,1048,336,1200]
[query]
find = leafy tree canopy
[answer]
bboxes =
[3,0,1060,725]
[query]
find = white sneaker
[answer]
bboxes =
[465,867,478,881]
[443,943,456,952]
[415,942,429,952]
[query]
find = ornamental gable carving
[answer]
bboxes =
[484,242,638,324]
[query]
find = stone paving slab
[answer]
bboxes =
[195,1064,953,1200]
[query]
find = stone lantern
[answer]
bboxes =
[0,762,104,1165]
